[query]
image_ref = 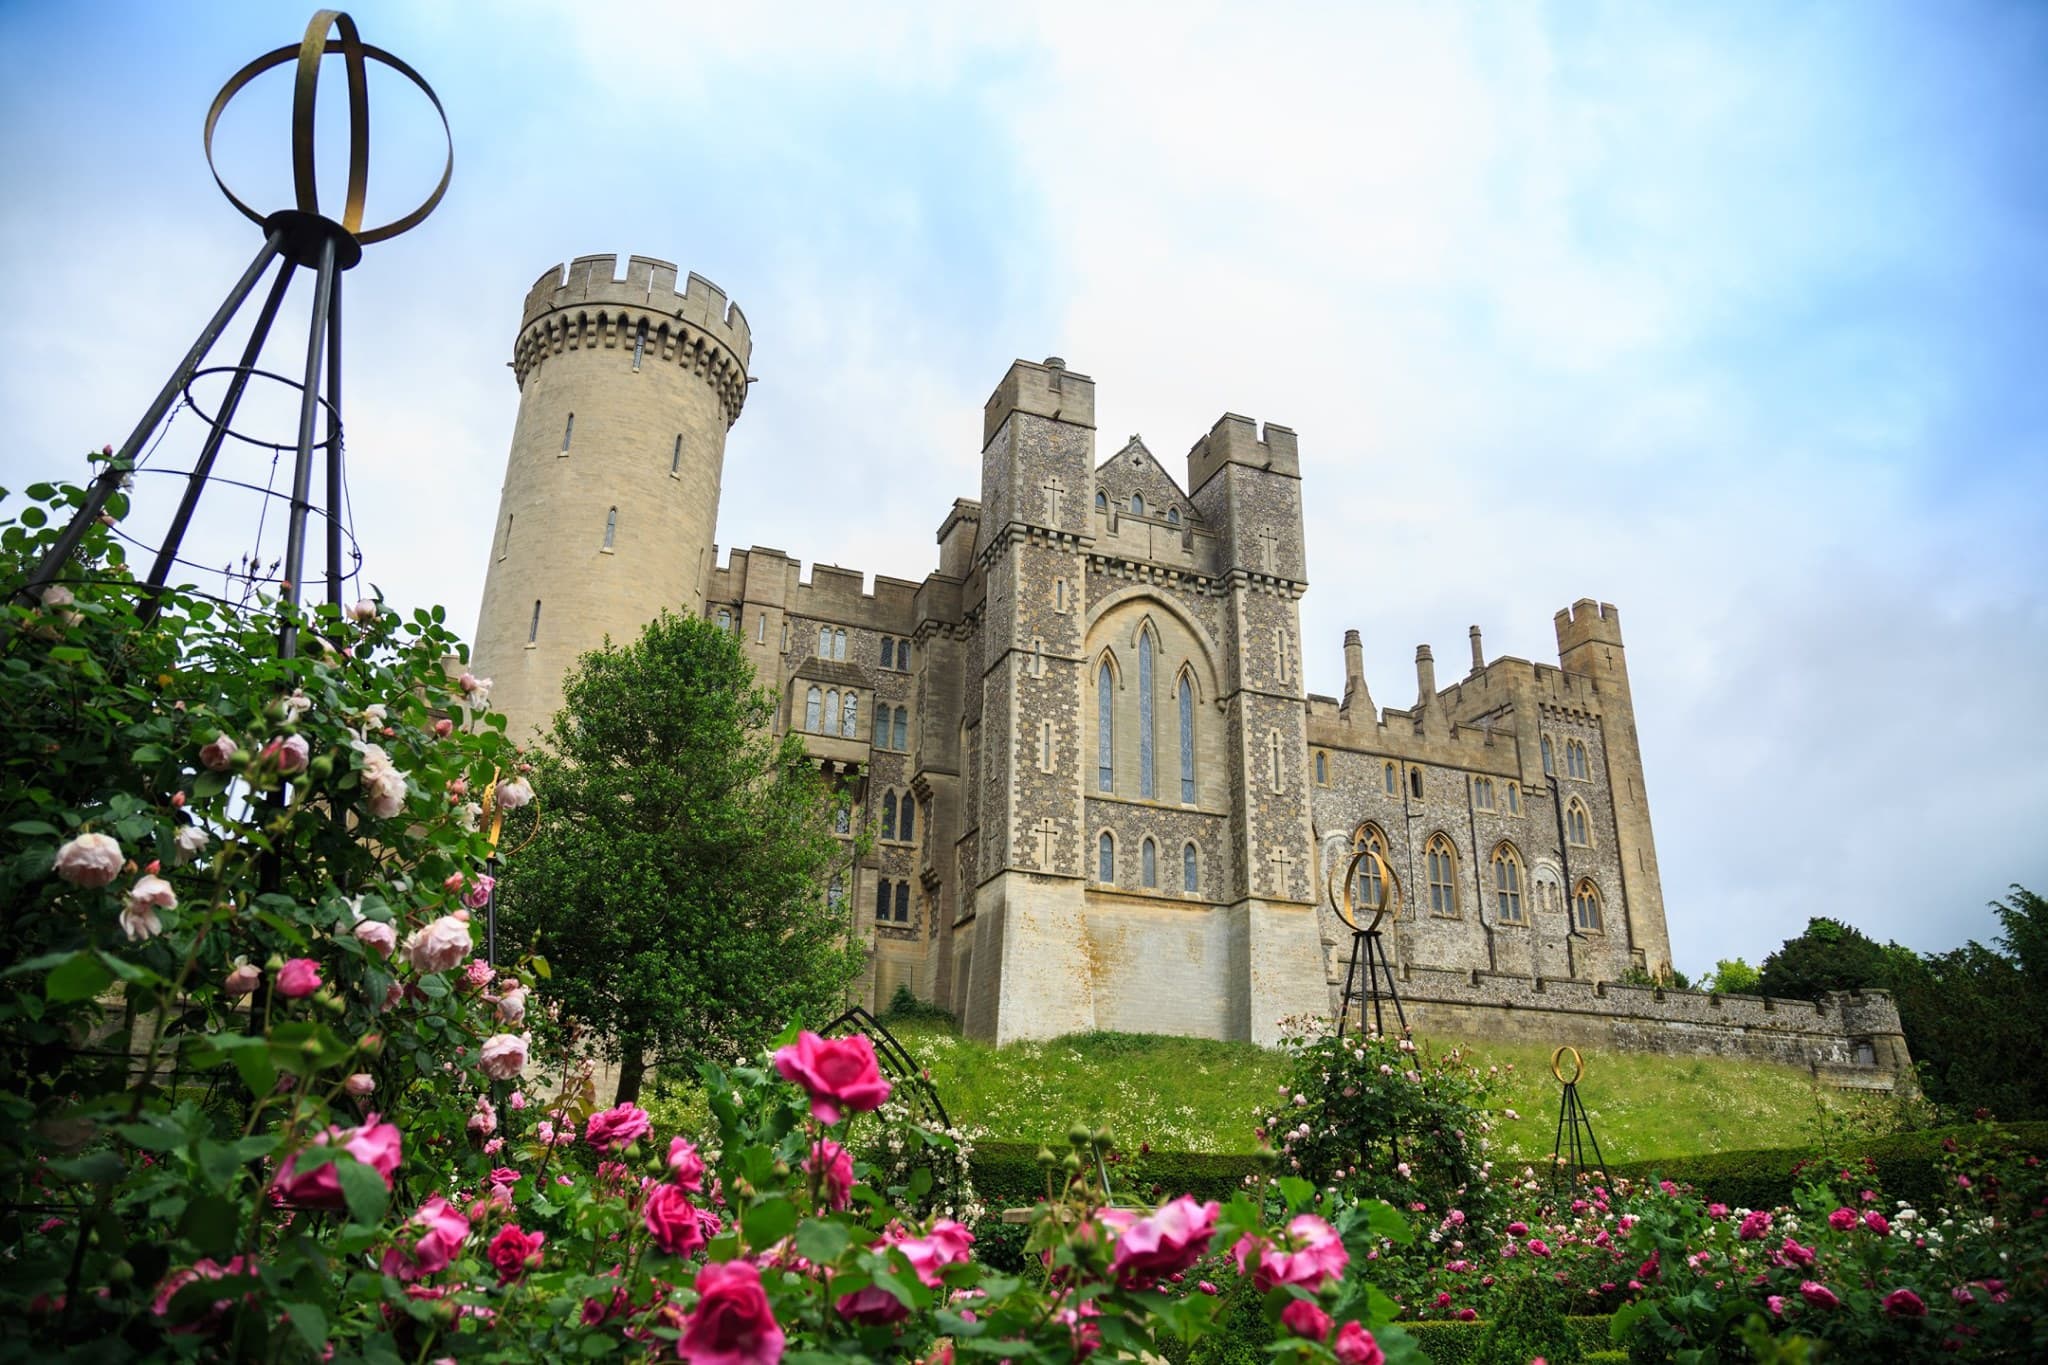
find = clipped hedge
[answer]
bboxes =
[1404,1314,1614,1364]
[974,1141,1261,1210]
[1604,1121,2048,1211]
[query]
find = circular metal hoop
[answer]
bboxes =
[1551,1045,1585,1085]
[203,9,452,246]
[181,366,342,453]
[1331,847,1394,932]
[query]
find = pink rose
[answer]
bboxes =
[479,1033,528,1081]
[487,1224,544,1283]
[1527,1238,1551,1258]
[1864,1210,1890,1235]
[891,1219,973,1287]
[54,832,124,888]
[682,1259,784,1365]
[804,1140,853,1211]
[353,917,397,956]
[835,1283,909,1326]
[1104,1196,1219,1287]
[198,734,239,772]
[344,1073,375,1097]
[346,598,378,623]
[772,1030,891,1124]
[150,1254,256,1328]
[462,958,495,991]
[468,1096,498,1139]
[1779,1237,1814,1269]
[1333,1321,1386,1365]
[495,985,528,1025]
[1282,1297,1332,1342]
[462,875,495,911]
[658,1136,703,1192]
[273,1116,401,1207]
[1799,1280,1840,1310]
[1236,1215,1348,1292]
[584,1103,652,1153]
[1882,1288,1927,1318]
[276,958,322,998]
[120,873,177,941]
[406,914,473,973]
[264,734,309,774]
[381,1195,469,1280]
[357,745,408,819]
[1737,1210,1772,1241]
[493,776,533,811]
[643,1183,705,1257]
[224,963,261,996]
[1827,1207,1858,1232]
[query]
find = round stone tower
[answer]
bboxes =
[473,254,751,743]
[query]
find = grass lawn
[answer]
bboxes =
[881,1019,1901,1163]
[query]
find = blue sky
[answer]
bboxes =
[2,2,2043,975]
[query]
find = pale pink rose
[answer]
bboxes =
[495,986,528,1026]
[459,672,481,694]
[353,918,397,956]
[344,1073,375,1097]
[493,777,533,811]
[346,598,378,623]
[173,825,210,864]
[357,745,408,820]
[224,963,261,996]
[198,735,239,772]
[468,1096,498,1138]
[276,958,322,998]
[479,1033,529,1081]
[40,584,74,608]
[406,914,473,973]
[122,874,177,941]
[53,832,124,888]
[261,734,309,774]
[772,1030,891,1124]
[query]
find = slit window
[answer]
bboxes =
[881,792,896,841]
[805,687,822,731]
[875,880,891,922]
[1098,832,1114,883]
[1097,660,1114,792]
[561,413,574,452]
[1183,842,1198,893]
[499,513,512,560]
[1137,628,1156,798]
[841,692,857,738]
[603,506,617,548]
[895,882,910,923]
[1141,837,1158,888]
[671,435,682,474]
[528,599,542,643]
[632,318,647,370]
[1178,675,1196,804]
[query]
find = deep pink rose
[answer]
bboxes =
[834,1283,910,1326]
[381,1195,469,1280]
[462,875,495,911]
[772,1030,891,1124]
[276,958,322,998]
[1799,1280,1840,1310]
[1779,1237,1815,1269]
[1865,1211,1891,1235]
[669,1136,706,1192]
[644,1182,705,1257]
[891,1219,974,1287]
[273,1116,401,1207]
[1282,1298,1332,1341]
[1737,1210,1772,1241]
[487,1224,545,1283]
[805,1139,853,1211]
[1237,1215,1348,1292]
[151,1254,257,1329]
[264,734,309,774]
[1104,1196,1219,1287]
[584,1102,652,1153]
[1882,1288,1927,1318]
[489,1166,521,1188]
[1333,1321,1386,1365]
[683,1259,784,1365]
[1827,1207,1858,1232]
[53,832,124,888]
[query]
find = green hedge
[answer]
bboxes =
[973,1141,1260,1210]
[1604,1121,2048,1211]
[1404,1315,1614,1364]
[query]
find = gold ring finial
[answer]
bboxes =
[1551,1045,1585,1085]
[1330,847,1395,932]
[203,10,452,246]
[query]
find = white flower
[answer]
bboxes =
[122,874,176,940]
[173,825,210,864]
[346,598,378,623]
[282,690,312,722]
[355,742,408,820]
[361,703,387,727]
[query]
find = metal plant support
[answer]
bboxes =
[12,9,450,658]
[1549,1045,1607,1185]
[1332,847,1408,1039]
[821,1006,965,1211]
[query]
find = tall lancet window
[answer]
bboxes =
[1177,674,1196,804]
[1097,660,1115,792]
[1137,629,1156,798]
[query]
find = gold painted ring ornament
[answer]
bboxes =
[1331,848,1396,932]
[1551,1045,1585,1085]
[203,9,452,247]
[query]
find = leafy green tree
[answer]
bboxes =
[1704,957,1762,995]
[1756,917,1901,1000]
[496,611,863,1103]
[1887,888,2048,1119]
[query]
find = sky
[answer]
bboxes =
[2,1,2043,975]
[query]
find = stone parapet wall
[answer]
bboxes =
[1377,965,1912,1090]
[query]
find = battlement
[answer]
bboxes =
[1554,598,1623,653]
[1186,413,1299,495]
[707,546,922,632]
[983,357,1096,448]
[519,254,753,367]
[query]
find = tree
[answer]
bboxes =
[1755,917,1900,1000]
[1704,957,1761,995]
[1886,888,2048,1120]
[496,611,863,1103]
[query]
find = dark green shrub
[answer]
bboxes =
[1477,1277,1582,1365]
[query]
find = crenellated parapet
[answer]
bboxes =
[513,254,752,426]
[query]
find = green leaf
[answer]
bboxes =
[530,954,551,980]
[6,819,61,836]
[46,951,112,1003]
[51,1150,124,1183]
[740,1195,797,1249]
[1360,1197,1413,1245]
[178,1194,240,1257]
[336,1156,390,1225]
[283,1302,328,1352]
[230,1044,277,1097]
[1276,1175,1314,1211]
[792,1218,850,1264]
[116,1120,186,1153]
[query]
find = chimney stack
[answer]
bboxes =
[1415,643,1437,708]
[1469,624,1485,675]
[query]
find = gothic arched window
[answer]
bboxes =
[1541,736,1555,775]
[895,882,910,922]
[841,692,858,737]
[880,792,896,841]
[892,706,908,751]
[1315,752,1328,785]
[1573,879,1603,931]
[872,706,889,747]
[1183,842,1199,893]
[1095,490,1108,510]
[1384,762,1397,795]
[1098,831,1115,883]
[1567,739,1590,780]
[1472,775,1494,809]
[1097,660,1115,792]
[1425,833,1459,916]
[1353,824,1392,915]
[832,806,850,836]
[1131,493,1146,516]
[1492,843,1525,923]
[603,506,617,549]
[1566,798,1591,847]
[1167,507,1181,526]
[900,797,915,843]
[875,880,891,922]
[805,686,822,732]
[1410,767,1423,799]
[818,626,831,658]
[1137,628,1156,799]
[1141,837,1158,888]
[833,629,847,661]
[1178,674,1196,804]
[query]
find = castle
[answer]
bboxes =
[472,254,1910,1084]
